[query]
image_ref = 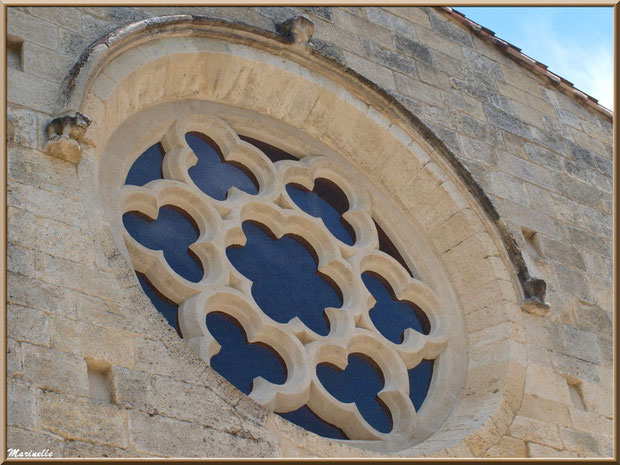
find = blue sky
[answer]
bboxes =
[456,7,614,110]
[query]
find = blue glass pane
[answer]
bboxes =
[136,272,180,336]
[123,206,203,283]
[186,132,258,200]
[362,272,430,344]
[239,135,299,162]
[317,353,392,434]
[125,142,165,186]
[226,222,342,336]
[286,179,356,246]
[206,311,287,395]
[408,359,434,412]
[278,405,348,440]
[374,219,414,278]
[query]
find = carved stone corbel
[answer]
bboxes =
[43,112,91,164]
[521,276,550,316]
[278,16,314,48]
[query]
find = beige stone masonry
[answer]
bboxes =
[75,27,528,455]
[6,7,612,459]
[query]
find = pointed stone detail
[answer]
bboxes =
[521,277,550,316]
[43,112,91,164]
[278,16,314,47]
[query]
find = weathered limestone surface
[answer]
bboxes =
[6,6,613,459]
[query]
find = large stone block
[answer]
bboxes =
[111,366,152,411]
[148,375,242,430]
[526,442,579,458]
[559,427,601,456]
[6,426,64,458]
[484,436,527,458]
[579,382,613,418]
[37,390,128,447]
[7,271,76,317]
[509,416,563,450]
[519,394,571,427]
[8,147,80,196]
[63,441,135,458]
[50,318,134,368]
[8,182,86,227]
[568,408,613,438]
[7,242,38,277]
[366,7,418,37]
[7,8,59,49]
[21,41,75,84]
[7,378,36,429]
[7,304,50,346]
[524,364,571,405]
[7,106,38,148]
[362,39,419,77]
[75,293,150,335]
[129,411,211,457]
[394,34,433,64]
[37,254,123,302]
[133,337,202,385]
[551,352,600,384]
[7,68,57,114]
[22,343,90,397]
[427,8,473,47]
[383,6,432,28]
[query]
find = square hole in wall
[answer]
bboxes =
[522,227,542,258]
[567,379,586,411]
[86,359,114,404]
[7,35,23,71]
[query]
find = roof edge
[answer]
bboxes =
[440,6,613,120]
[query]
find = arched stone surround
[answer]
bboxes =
[50,16,530,457]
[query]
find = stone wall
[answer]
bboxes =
[6,6,613,458]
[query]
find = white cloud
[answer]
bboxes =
[516,15,614,110]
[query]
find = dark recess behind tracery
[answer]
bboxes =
[239,135,299,162]
[374,219,415,278]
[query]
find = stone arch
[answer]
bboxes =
[46,15,535,457]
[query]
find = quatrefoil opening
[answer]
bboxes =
[161,116,282,205]
[125,142,165,186]
[178,289,311,412]
[307,332,416,441]
[350,251,448,368]
[121,181,227,303]
[205,311,287,394]
[317,352,393,434]
[277,157,378,253]
[185,132,259,201]
[362,271,431,344]
[123,205,203,283]
[286,178,356,246]
[226,220,343,337]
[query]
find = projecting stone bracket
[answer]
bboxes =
[277,16,314,47]
[521,276,550,316]
[43,112,91,164]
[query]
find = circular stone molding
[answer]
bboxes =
[70,18,528,457]
[120,113,451,446]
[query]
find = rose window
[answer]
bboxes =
[120,114,449,444]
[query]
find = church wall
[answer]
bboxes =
[6,6,613,458]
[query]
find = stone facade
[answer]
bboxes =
[6,6,613,459]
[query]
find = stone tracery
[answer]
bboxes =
[120,113,449,443]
